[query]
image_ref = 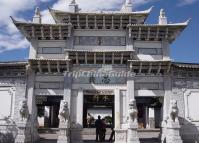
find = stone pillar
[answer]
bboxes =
[145,106,149,128]
[76,89,83,127]
[127,76,135,112]
[70,89,83,143]
[114,88,121,129]
[26,69,39,142]
[114,88,126,143]
[149,108,155,128]
[64,74,72,111]
[161,75,172,143]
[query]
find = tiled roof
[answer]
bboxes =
[172,62,199,69]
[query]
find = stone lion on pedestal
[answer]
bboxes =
[58,100,69,124]
[19,99,29,121]
[128,99,138,124]
[169,100,179,123]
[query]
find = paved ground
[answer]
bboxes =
[38,128,160,143]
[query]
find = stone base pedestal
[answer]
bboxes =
[115,129,127,143]
[70,128,83,143]
[15,121,31,143]
[160,121,167,143]
[57,123,69,143]
[166,122,183,143]
[127,123,140,143]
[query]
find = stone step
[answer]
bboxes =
[39,132,58,143]
[38,128,59,134]
[82,128,160,143]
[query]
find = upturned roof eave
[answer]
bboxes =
[127,22,189,28]
[49,7,152,15]
[172,62,199,69]
[11,17,71,27]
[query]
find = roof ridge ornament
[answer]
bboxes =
[126,0,132,5]
[121,0,133,12]
[70,0,76,4]
[35,7,41,16]
[159,9,167,25]
[160,9,166,18]
[33,7,42,24]
[69,0,79,12]
[185,18,191,24]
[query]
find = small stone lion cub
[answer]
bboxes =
[128,99,138,124]
[169,99,179,123]
[19,99,29,121]
[58,100,69,124]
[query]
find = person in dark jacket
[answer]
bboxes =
[101,119,106,141]
[109,127,115,142]
[95,115,102,141]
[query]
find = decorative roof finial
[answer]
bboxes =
[121,0,133,12]
[70,0,76,4]
[160,9,166,18]
[33,7,41,24]
[69,0,79,12]
[159,9,167,25]
[35,7,41,16]
[126,0,132,5]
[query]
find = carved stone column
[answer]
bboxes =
[57,122,70,143]
[70,89,83,143]
[114,88,121,129]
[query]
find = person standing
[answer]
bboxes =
[95,115,102,142]
[108,127,115,142]
[101,119,106,141]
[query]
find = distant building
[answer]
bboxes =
[0,0,198,143]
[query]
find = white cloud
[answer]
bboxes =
[178,0,199,6]
[0,0,36,53]
[0,0,155,54]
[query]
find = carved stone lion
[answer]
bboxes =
[58,100,69,124]
[169,100,179,122]
[19,99,29,121]
[128,99,138,124]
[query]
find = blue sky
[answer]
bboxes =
[0,0,199,63]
